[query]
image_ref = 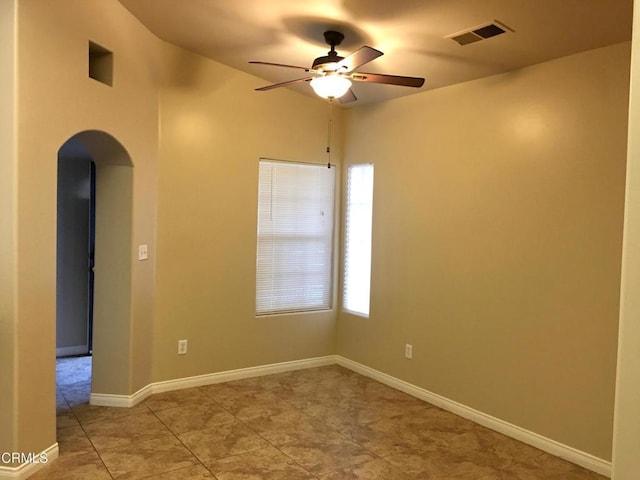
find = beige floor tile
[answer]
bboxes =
[143,464,215,479]
[477,464,546,480]
[225,375,308,404]
[262,384,310,404]
[384,446,502,479]
[303,400,393,433]
[198,382,245,404]
[360,381,425,403]
[225,375,288,394]
[340,416,438,456]
[294,365,354,382]
[72,402,150,425]
[364,397,433,419]
[207,446,314,480]
[99,435,199,480]
[144,387,211,412]
[215,391,297,421]
[56,409,80,429]
[319,458,416,480]
[179,420,269,463]
[246,371,299,390]
[478,459,603,480]
[153,401,235,434]
[56,424,95,458]
[282,388,338,409]
[53,360,606,480]
[518,453,608,479]
[402,404,477,430]
[312,378,379,403]
[279,436,376,476]
[400,405,480,448]
[29,451,112,480]
[244,408,344,446]
[84,411,173,452]
[445,427,544,470]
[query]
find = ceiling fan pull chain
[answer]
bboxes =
[326,97,333,168]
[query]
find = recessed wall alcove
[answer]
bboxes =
[89,41,113,86]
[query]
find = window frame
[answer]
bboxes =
[255,158,336,316]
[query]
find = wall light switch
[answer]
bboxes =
[405,344,413,359]
[138,244,148,261]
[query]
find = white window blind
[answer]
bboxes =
[343,163,374,316]
[256,159,336,315]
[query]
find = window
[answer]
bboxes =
[256,159,336,315]
[343,163,374,316]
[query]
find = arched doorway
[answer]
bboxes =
[55,130,133,414]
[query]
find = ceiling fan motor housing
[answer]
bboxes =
[324,30,344,47]
[312,30,346,71]
[312,53,344,71]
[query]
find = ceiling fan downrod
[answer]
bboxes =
[324,30,344,55]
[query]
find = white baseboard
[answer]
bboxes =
[0,443,58,480]
[90,355,336,407]
[90,384,152,408]
[335,356,612,478]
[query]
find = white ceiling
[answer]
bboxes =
[118,0,633,106]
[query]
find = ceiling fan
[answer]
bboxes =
[250,30,425,103]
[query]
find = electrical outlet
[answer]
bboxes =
[178,339,187,355]
[138,244,148,261]
[405,344,413,359]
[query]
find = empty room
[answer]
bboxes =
[2,0,640,479]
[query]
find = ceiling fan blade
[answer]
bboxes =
[339,88,358,104]
[250,61,315,73]
[255,77,313,91]
[337,46,383,72]
[351,72,425,88]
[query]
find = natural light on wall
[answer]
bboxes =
[343,163,374,316]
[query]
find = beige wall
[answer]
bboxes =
[153,44,341,382]
[0,0,17,456]
[338,43,630,460]
[612,1,640,477]
[9,0,340,462]
[92,162,134,395]
[12,0,161,460]
[6,0,634,470]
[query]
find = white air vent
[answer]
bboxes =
[446,20,514,46]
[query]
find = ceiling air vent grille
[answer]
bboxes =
[447,20,513,46]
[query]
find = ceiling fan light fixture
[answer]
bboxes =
[310,75,352,99]
[251,30,424,103]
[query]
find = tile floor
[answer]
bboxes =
[43,356,606,479]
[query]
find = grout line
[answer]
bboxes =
[147,407,214,476]
[55,357,121,480]
[203,379,319,478]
